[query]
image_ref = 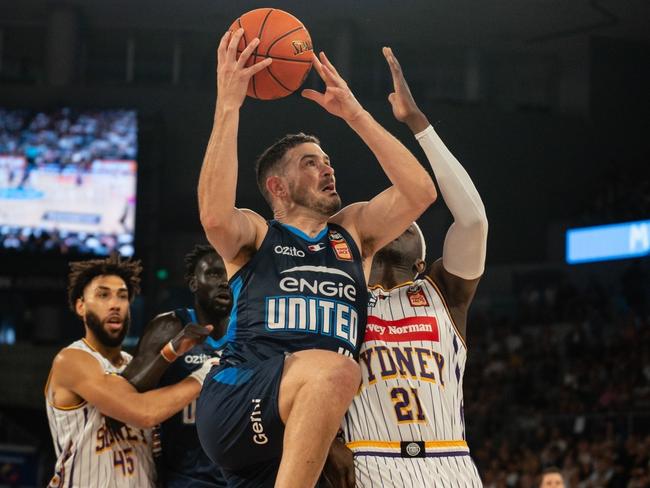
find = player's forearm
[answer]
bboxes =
[123,355,170,392]
[417,125,488,278]
[416,125,487,228]
[198,107,240,230]
[138,377,200,427]
[348,112,436,206]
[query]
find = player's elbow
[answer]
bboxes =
[453,216,489,250]
[462,208,489,236]
[199,211,224,233]
[406,179,438,212]
[133,411,158,429]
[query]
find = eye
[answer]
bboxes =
[305,159,316,167]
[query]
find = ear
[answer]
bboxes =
[188,276,198,293]
[75,297,85,318]
[413,258,426,275]
[266,175,287,199]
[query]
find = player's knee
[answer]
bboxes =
[315,355,360,400]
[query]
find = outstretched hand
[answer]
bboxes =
[216,28,272,111]
[382,46,429,133]
[169,323,214,357]
[302,51,365,123]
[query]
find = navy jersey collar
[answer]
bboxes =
[276,221,328,243]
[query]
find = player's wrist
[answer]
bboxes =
[215,102,241,119]
[345,109,371,127]
[404,111,429,134]
[160,341,179,363]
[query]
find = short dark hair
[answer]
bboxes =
[67,254,142,313]
[255,133,320,206]
[183,244,217,284]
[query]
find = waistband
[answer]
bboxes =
[346,440,470,459]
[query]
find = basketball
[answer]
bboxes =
[229,8,313,100]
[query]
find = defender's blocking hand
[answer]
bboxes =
[382,46,429,133]
[169,322,214,357]
[302,51,365,123]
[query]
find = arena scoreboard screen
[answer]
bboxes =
[0,108,137,256]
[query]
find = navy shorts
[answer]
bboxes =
[196,354,286,485]
[164,471,227,488]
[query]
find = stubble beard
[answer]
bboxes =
[290,184,342,217]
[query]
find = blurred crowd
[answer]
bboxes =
[466,264,650,487]
[0,227,134,256]
[0,108,137,168]
[476,434,650,487]
[581,160,650,225]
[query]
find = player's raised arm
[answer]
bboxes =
[383,47,488,334]
[198,29,272,266]
[48,348,214,429]
[302,51,437,260]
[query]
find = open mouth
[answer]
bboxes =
[321,183,336,193]
[105,315,123,331]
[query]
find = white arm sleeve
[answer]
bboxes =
[416,125,488,280]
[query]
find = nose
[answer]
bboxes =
[321,162,334,177]
[108,295,123,310]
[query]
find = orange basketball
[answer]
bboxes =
[229,8,313,100]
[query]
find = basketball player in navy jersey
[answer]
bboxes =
[196,29,437,488]
[121,244,232,487]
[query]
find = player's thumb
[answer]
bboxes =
[388,92,397,106]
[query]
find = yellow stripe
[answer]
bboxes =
[368,280,415,293]
[82,337,99,352]
[47,399,88,411]
[347,440,468,450]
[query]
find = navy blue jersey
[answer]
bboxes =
[219,221,368,365]
[158,308,227,486]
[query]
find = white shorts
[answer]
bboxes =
[351,443,483,488]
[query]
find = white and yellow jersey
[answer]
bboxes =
[343,277,482,487]
[45,339,155,488]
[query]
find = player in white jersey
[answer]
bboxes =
[336,47,489,487]
[45,255,216,488]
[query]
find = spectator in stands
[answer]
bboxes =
[538,467,565,487]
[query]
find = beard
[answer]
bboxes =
[290,183,342,217]
[85,310,130,348]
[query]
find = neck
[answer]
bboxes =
[84,334,123,366]
[194,301,230,341]
[274,211,328,238]
[370,262,415,289]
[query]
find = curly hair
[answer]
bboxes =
[67,254,142,313]
[255,132,320,207]
[183,244,217,284]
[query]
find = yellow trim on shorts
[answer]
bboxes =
[347,440,468,450]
